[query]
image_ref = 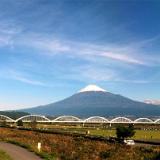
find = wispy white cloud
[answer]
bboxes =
[99,51,145,65]
[57,63,160,84]
[1,28,160,85]
[0,35,12,46]
[12,33,158,66]
[12,75,46,86]
[0,69,48,87]
[0,24,21,47]
[0,21,158,66]
[0,23,160,85]
[70,66,118,82]
[23,36,71,53]
[113,79,151,84]
[61,64,148,84]
[127,35,160,49]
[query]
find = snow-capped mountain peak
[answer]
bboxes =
[78,84,106,93]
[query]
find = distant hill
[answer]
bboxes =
[20,85,160,117]
[0,111,29,119]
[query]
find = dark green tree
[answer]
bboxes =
[17,120,23,127]
[116,124,135,141]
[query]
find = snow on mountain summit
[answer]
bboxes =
[78,84,106,93]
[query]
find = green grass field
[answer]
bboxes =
[0,150,12,160]
[49,126,160,140]
[133,130,160,140]
[89,129,160,140]
[37,124,160,140]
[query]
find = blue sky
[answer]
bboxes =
[0,0,160,110]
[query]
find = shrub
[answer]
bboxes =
[17,120,23,127]
[116,124,135,140]
[99,151,111,159]
[140,147,153,153]
[153,152,160,160]
[37,152,56,160]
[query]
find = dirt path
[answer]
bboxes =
[0,142,42,160]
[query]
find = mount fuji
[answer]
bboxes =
[21,84,160,117]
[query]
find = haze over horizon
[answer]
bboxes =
[0,0,160,110]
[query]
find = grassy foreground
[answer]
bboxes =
[0,150,12,160]
[0,128,160,160]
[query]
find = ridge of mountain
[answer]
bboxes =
[21,89,160,117]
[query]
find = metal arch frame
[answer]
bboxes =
[0,114,158,124]
[110,117,132,123]
[84,116,109,123]
[0,115,14,122]
[15,114,50,122]
[154,119,160,123]
[53,115,81,122]
[134,118,153,123]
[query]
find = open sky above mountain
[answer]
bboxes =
[0,0,160,110]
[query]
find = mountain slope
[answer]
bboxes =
[21,85,160,117]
